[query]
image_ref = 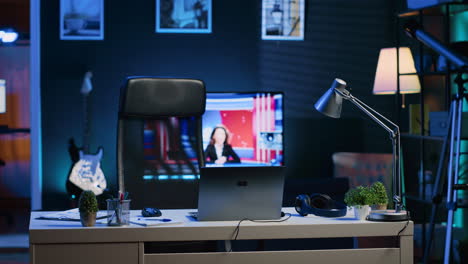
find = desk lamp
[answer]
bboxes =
[315,78,409,221]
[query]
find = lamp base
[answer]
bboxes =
[367,209,410,222]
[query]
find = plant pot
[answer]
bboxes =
[65,18,87,34]
[80,211,97,227]
[371,204,388,211]
[353,205,370,220]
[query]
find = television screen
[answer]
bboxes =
[203,92,284,167]
[141,92,284,181]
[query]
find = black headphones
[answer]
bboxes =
[295,194,347,218]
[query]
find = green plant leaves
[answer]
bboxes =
[78,190,99,213]
[370,181,389,205]
[344,181,388,207]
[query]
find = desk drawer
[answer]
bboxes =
[144,248,400,264]
[32,243,139,264]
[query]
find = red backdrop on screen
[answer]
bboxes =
[219,110,253,148]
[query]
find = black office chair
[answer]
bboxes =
[117,77,206,208]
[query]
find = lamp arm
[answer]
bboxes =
[336,89,403,212]
[335,89,396,136]
[393,129,403,212]
[352,96,399,130]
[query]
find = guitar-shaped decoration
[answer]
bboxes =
[67,71,107,196]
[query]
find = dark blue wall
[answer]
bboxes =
[259,0,398,183]
[41,0,397,209]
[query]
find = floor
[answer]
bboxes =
[0,253,29,264]
[0,210,29,264]
[0,234,28,249]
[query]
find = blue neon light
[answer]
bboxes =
[143,175,155,180]
[182,175,197,180]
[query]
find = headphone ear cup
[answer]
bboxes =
[295,194,311,216]
[309,193,333,209]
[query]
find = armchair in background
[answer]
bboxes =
[333,152,395,248]
[332,152,393,201]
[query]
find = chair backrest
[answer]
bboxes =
[119,77,206,118]
[332,152,393,198]
[117,78,206,207]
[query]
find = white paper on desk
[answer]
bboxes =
[130,218,183,227]
[37,208,107,221]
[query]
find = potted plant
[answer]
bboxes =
[370,181,388,210]
[344,186,373,220]
[79,190,99,227]
[64,12,87,34]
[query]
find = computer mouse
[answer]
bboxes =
[141,207,162,217]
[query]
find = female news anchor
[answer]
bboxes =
[204,126,240,164]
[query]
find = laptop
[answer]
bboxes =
[196,166,286,221]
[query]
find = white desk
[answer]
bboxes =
[30,208,413,264]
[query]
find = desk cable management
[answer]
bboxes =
[227,210,409,252]
[229,213,292,252]
[395,206,411,245]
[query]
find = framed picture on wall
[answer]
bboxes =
[156,0,212,33]
[60,0,104,40]
[261,0,305,40]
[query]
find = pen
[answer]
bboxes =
[137,218,172,222]
[119,192,124,203]
[130,221,183,226]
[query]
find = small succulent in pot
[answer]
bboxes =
[344,186,373,220]
[344,186,374,208]
[370,181,388,210]
[78,190,99,227]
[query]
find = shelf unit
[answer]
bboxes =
[396,1,468,262]
[398,2,468,17]
[397,2,468,189]
[401,133,445,141]
[400,71,449,76]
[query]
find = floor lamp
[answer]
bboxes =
[373,47,421,109]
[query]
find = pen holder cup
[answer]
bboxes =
[106,199,131,226]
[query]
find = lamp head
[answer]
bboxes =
[314,78,348,118]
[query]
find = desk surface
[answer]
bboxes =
[30,207,413,244]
